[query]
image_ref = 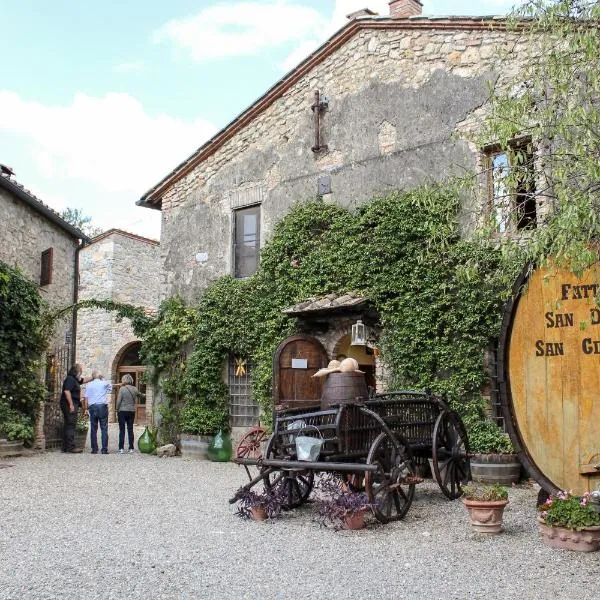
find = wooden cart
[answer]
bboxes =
[232,390,470,522]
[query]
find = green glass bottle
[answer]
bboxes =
[207,429,232,462]
[137,426,156,454]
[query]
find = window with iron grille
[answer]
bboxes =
[40,248,53,286]
[228,356,259,427]
[233,205,260,278]
[485,140,536,233]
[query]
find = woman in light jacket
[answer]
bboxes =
[116,374,144,454]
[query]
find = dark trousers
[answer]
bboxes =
[118,411,135,450]
[89,403,109,452]
[60,400,79,452]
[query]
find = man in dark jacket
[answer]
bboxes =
[60,363,89,453]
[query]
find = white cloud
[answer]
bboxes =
[113,61,146,74]
[0,90,216,195]
[0,90,216,239]
[153,1,328,62]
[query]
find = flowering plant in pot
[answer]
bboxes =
[462,483,509,534]
[235,487,285,521]
[314,474,378,530]
[537,490,600,552]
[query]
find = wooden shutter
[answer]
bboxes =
[40,248,53,286]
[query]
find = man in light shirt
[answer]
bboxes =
[84,370,112,454]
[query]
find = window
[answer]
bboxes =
[233,205,260,278]
[486,141,536,233]
[228,357,259,427]
[40,248,53,286]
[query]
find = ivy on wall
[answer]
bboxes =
[181,182,512,431]
[0,261,51,443]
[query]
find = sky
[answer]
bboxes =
[0,0,516,240]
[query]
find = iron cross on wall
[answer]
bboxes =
[311,90,329,153]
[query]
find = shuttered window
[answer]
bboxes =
[40,248,53,286]
[233,205,260,278]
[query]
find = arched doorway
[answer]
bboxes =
[113,341,147,424]
[332,335,376,393]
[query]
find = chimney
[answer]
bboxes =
[389,0,423,18]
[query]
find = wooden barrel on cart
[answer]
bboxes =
[498,260,600,495]
[321,372,369,410]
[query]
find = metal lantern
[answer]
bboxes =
[351,319,367,346]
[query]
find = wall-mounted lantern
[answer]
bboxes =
[351,319,367,346]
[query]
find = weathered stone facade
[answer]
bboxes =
[76,230,160,422]
[0,173,86,449]
[141,17,532,303]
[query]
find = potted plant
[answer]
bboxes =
[463,400,520,485]
[462,483,509,534]
[178,404,227,460]
[314,474,378,530]
[537,490,600,552]
[235,487,285,521]
[75,414,89,451]
[0,399,34,457]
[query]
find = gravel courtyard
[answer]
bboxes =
[1,449,597,600]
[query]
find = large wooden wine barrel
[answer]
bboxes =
[321,372,369,409]
[498,261,600,495]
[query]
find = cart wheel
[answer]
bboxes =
[432,410,470,500]
[365,430,416,523]
[262,436,314,509]
[235,426,268,461]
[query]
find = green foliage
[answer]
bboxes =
[59,207,103,238]
[463,483,509,501]
[461,397,515,453]
[0,261,50,427]
[479,0,600,273]
[184,183,511,426]
[539,491,600,530]
[0,397,35,443]
[179,403,228,436]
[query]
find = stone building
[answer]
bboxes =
[138,1,541,429]
[0,165,88,448]
[76,229,161,424]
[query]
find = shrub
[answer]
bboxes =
[463,483,508,501]
[538,491,600,531]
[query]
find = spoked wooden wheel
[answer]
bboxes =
[365,431,416,523]
[262,436,314,509]
[235,426,268,481]
[235,426,268,461]
[432,410,470,500]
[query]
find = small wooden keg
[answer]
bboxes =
[320,371,369,409]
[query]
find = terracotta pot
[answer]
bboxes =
[462,498,508,534]
[537,517,600,552]
[250,506,267,521]
[342,510,366,530]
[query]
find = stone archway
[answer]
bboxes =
[111,341,149,424]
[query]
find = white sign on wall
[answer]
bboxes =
[195,252,209,263]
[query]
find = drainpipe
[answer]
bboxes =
[71,239,86,363]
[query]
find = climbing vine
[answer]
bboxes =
[182,182,513,429]
[0,261,52,443]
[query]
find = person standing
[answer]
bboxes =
[84,370,112,454]
[60,363,88,453]
[116,374,144,454]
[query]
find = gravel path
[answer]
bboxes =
[0,451,597,600]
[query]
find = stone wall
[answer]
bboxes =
[156,24,530,301]
[76,231,160,421]
[0,187,78,349]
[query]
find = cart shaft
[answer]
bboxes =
[235,457,380,473]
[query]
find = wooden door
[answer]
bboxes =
[273,335,329,411]
[499,262,600,494]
